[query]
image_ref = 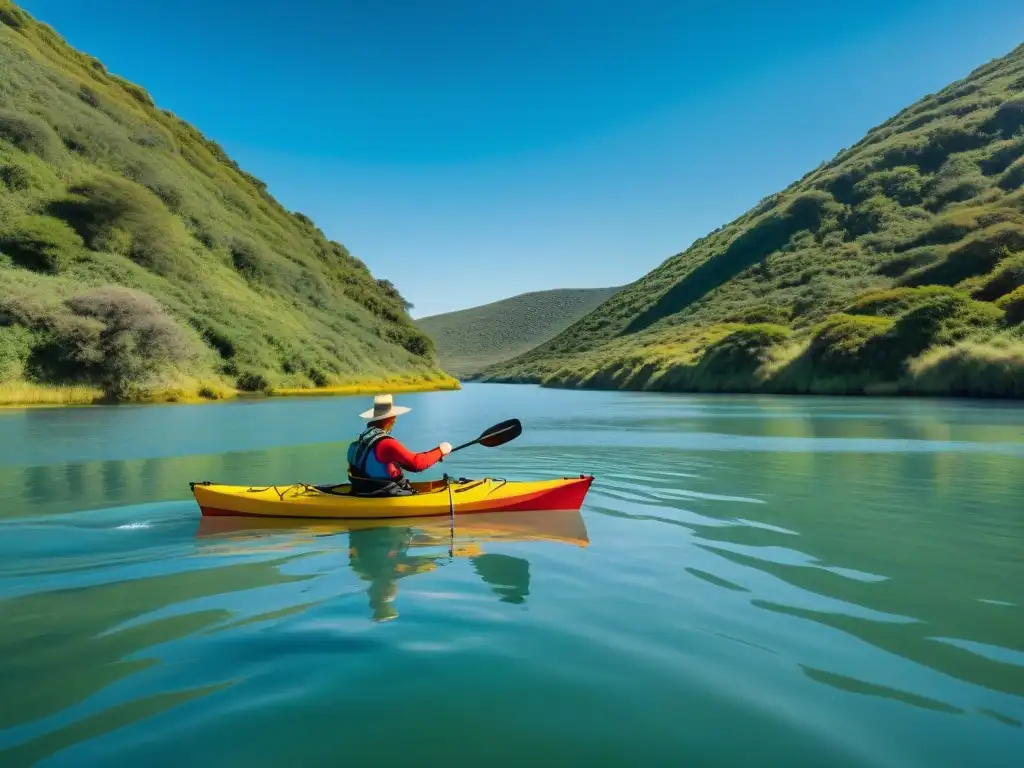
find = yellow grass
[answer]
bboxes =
[0,381,102,407]
[270,375,462,398]
[0,373,461,407]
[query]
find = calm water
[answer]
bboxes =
[1,384,1023,767]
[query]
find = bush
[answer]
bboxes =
[47,174,189,274]
[0,324,34,380]
[0,163,36,191]
[847,285,962,316]
[852,166,924,205]
[974,254,1024,301]
[78,84,101,109]
[901,223,1024,287]
[805,314,893,375]
[984,98,1024,138]
[843,195,902,237]
[124,160,184,211]
[694,324,790,382]
[925,156,988,210]
[865,293,1005,376]
[59,286,197,398]
[996,285,1024,325]
[0,109,61,160]
[0,3,28,29]
[110,75,155,107]
[874,249,942,278]
[236,370,271,392]
[999,159,1024,191]
[905,340,1024,397]
[723,304,791,324]
[979,138,1024,175]
[0,215,84,273]
[229,237,272,283]
[376,278,414,311]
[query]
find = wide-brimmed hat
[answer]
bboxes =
[359,393,411,421]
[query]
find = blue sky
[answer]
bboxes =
[16,0,1024,317]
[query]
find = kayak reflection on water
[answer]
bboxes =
[348,527,530,621]
[194,510,588,623]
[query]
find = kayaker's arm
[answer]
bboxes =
[376,439,447,473]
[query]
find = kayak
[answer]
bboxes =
[189,475,594,520]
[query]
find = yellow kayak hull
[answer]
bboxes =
[189,475,594,520]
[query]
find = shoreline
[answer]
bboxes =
[0,376,461,410]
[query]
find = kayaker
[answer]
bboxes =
[346,394,452,496]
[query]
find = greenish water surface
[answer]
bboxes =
[1,384,1023,766]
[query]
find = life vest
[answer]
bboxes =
[346,427,414,497]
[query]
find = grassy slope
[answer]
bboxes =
[0,2,455,404]
[416,286,620,376]
[484,42,1024,397]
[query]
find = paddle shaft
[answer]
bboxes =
[450,423,518,453]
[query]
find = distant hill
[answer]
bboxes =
[417,287,621,376]
[0,1,452,404]
[483,43,1024,398]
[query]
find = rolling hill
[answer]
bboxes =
[417,286,620,377]
[0,1,455,404]
[483,42,1024,398]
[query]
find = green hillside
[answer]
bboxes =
[0,1,454,405]
[483,43,1024,398]
[417,287,620,377]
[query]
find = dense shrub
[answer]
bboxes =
[843,195,903,237]
[695,324,790,379]
[974,254,1024,301]
[852,166,924,205]
[229,237,273,283]
[905,340,1024,397]
[999,159,1024,191]
[0,215,84,273]
[979,138,1024,175]
[984,98,1024,137]
[57,286,197,397]
[236,370,271,392]
[863,293,1005,377]
[0,163,34,191]
[0,3,28,29]
[0,109,61,160]
[996,285,1024,325]
[77,84,101,109]
[847,285,963,316]
[723,304,791,324]
[0,324,34,379]
[110,75,155,107]
[901,224,1024,287]
[124,160,184,211]
[47,174,189,274]
[874,249,942,278]
[925,156,988,210]
[805,314,893,375]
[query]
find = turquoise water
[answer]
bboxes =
[1,384,1023,766]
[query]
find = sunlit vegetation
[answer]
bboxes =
[417,287,620,376]
[0,2,453,405]
[483,43,1024,397]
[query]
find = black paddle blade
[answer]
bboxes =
[478,418,522,447]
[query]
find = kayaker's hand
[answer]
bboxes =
[439,441,452,456]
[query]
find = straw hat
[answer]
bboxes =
[359,393,411,421]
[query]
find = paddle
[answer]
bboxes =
[449,418,522,454]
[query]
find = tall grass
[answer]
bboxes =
[0,380,100,406]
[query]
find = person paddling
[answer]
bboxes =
[346,394,452,497]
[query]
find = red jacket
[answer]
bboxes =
[374,437,443,478]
